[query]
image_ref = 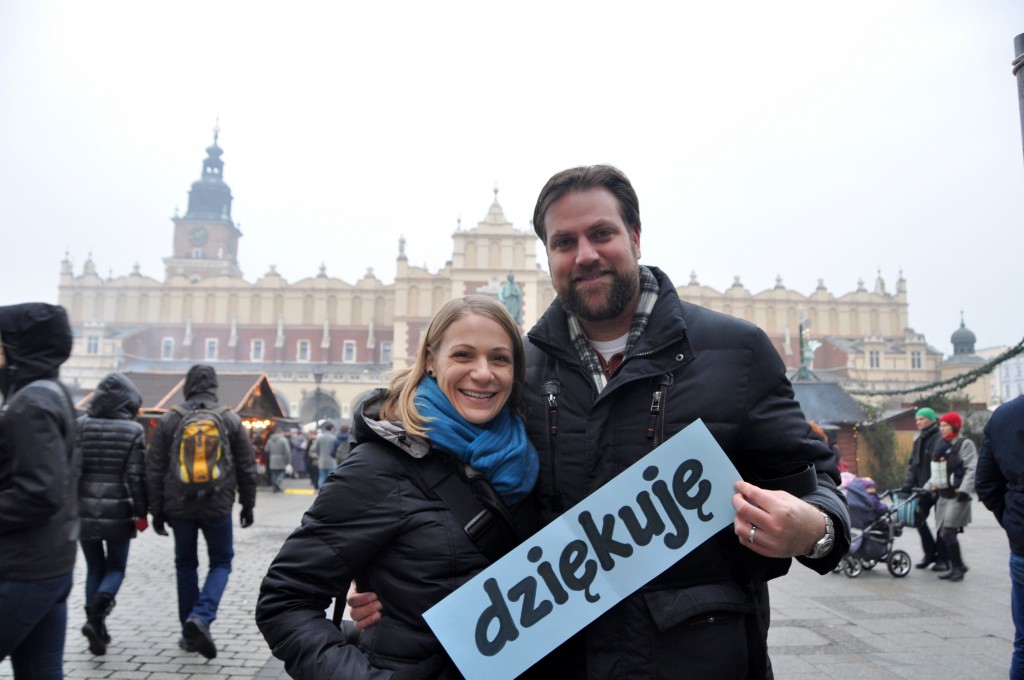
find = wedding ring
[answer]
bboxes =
[747,524,757,544]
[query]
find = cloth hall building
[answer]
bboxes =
[58,133,963,422]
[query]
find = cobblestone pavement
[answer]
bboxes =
[1,478,1015,679]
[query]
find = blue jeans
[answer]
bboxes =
[319,468,332,488]
[270,469,286,491]
[80,539,130,603]
[171,515,234,628]
[1011,552,1024,680]
[0,572,74,679]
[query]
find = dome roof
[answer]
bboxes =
[950,323,975,346]
[950,314,976,356]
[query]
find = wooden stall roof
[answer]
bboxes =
[76,371,285,419]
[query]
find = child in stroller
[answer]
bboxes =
[837,477,920,578]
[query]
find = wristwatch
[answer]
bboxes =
[805,510,835,559]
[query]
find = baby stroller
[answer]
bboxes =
[837,478,923,578]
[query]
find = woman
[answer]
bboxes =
[77,372,148,655]
[256,296,538,679]
[930,412,977,582]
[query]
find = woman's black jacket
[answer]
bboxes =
[78,372,147,542]
[256,394,520,679]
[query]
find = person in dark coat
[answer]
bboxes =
[145,364,258,660]
[349,166,850,679]
[76,372,148,655]
[976,394,1024,679]
[902,406,949,570]
[256,296,538,679]
[266,425,290,493]
[0,303,78,679]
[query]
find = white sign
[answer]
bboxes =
[423,419,740,680]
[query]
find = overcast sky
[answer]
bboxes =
[2,1,1022,355]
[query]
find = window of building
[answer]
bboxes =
[161,337,174,360]
[342,402,352,419]
[297,340,310,362]
[910,350,922,369]
[868,350,880,369]
[251,339,264,362]
[192,248,203,258]
[343,340,356,363]
[86,335,99,355]
[205,338,218,360]
[381,341,392,364]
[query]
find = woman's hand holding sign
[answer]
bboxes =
[347,584,382,632]
[732,481,827,558]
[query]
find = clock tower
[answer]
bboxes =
[164,124,244,280]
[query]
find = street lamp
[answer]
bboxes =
[313,367,325,425]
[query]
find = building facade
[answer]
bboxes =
[60,132,973,422]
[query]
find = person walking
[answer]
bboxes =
[0,303,78,679]
[313,421,338,489]
[304,430,319,489]
[266,425,290,493]
[257,296,537,679]
[145,364,257,659]
[902,407,949,571]
[76,372,148,656]
[927,412,976,582]
[976,394,1024,679]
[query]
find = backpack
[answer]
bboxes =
[169,404,233,497]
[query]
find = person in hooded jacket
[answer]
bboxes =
[0,303,78,680]
[145,364,257,660]
[76,372,148,656]
[256,295,539,680]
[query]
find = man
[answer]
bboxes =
[901,406,949,570]
[0,303,79,679]
[266,425,290,493]
[313,421,338,489]
[351,165,849,678]
[976,394,1024,679]
[146,364,257,659]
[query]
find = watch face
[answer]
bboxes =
[189,225,209,246]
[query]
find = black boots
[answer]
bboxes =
[939,543,966,582]
[81,592,115,655]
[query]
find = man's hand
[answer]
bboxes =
[957,491,971,503]
[732,481,825,558]
[240,507,254,528]
[152,515,168,536]
[346,583,382,632]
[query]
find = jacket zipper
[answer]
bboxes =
[542,380,563,513]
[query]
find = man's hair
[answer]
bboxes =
[532,164,641,243]
[379,295,526,438]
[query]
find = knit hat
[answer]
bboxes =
[915,407,937,422]
[939,412,962,433]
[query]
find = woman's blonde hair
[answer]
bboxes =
[378,295,525,438]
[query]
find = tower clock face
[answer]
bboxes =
[189,225,209,246]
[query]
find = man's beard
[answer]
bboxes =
[560,265,639,323]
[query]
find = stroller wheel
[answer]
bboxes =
[843,557,863,578]
[861,559,878,570]
[888,549,912,577]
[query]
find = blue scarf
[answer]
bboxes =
[414,376,538,506]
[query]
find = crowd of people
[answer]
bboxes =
[0,165,1020,679]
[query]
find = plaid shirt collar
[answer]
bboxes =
[567,265,659,392]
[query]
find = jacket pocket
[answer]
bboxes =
[642,581,752,632]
